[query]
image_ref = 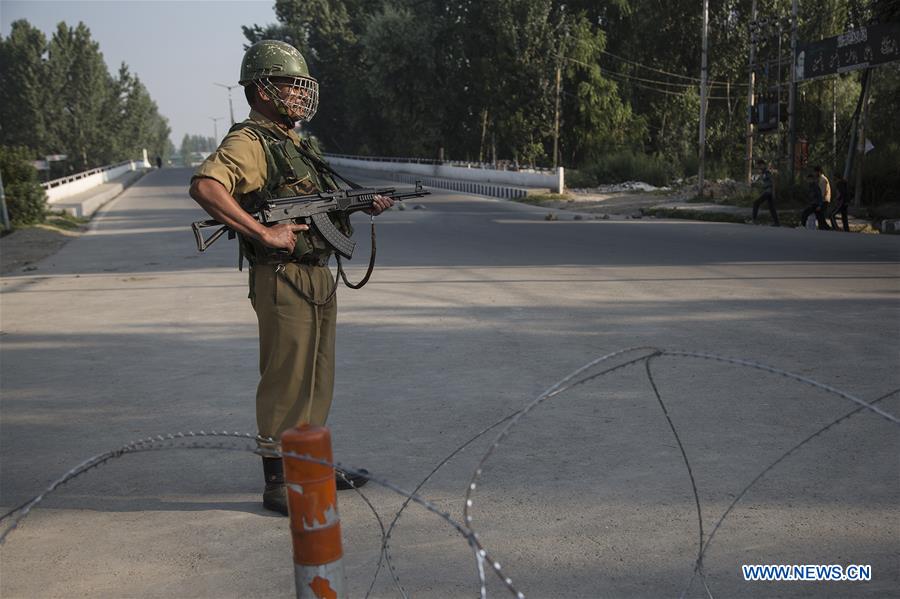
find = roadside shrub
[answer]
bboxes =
[5,181,47,225]
[679,154,700,179]
[859,148,900,206]
[565,168,598,188]
[0,145,47,226]
[580,152,671,187]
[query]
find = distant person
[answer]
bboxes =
[799,171,830,230]
[155,155,162,169]
[829,175,850,232]
[751,159,779,226]
[815,164,831,209]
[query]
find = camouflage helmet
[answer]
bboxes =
[240,40,319,122]
[239,40,312,84]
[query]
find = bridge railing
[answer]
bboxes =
[42,157,150,203]
[325,153,564,193]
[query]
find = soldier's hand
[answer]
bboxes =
[260,223,308,251]
[366,194,394,216]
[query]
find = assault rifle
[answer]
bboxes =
[191,183,430,259]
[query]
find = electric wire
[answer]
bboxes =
[599,48,749,87]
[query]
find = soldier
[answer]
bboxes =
[189,40,392,515]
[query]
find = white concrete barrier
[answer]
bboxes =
[326,155,564,193]
[42,158,149,204]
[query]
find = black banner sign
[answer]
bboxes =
[795,22,900,81]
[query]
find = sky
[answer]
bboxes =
[1,0,279,149]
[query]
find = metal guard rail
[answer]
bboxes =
[41,160,139,190]
[323,153,557,174]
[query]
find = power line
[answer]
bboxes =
[600,48,749,88]
[564,56,736,100]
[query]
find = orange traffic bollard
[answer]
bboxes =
[282,425,346,599]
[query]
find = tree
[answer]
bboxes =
[45,22,112,170]
[179,134,217,164]
[0,146,47,225]
[245,0,636,167]
[1,19,171,173]
[110,65,171,163]
[237,0,899,184]
[0,20,52,154]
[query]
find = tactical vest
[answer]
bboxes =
[230,121,353,267]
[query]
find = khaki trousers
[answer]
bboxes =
[250,263,336,453]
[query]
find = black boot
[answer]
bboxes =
[336,467,370,490]
[262,457,288,516]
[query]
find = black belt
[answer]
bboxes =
[297,254,330,267]
[258,253,330,268]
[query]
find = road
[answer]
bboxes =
[1,167,898,598]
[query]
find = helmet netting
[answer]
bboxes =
[258,76,319,122]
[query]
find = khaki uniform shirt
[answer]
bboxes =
[192,109,344,264]
[192,109,318,198]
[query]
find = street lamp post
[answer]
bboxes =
[209,116,224,142]
[214,82,239,126]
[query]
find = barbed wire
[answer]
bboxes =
[458,347,898,598]
[678,384,900,599]
[1,348,897,599]
[0,432,476,595]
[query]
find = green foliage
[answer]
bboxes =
[578,152,671,187]
[5,181,47,225]
[562,169,591,188]
[0,146,47,225]
[0,21,51,154]
[249,0,640,166]
[0,20,171,172]
[858,63,900,206]
[235,0,896,195]
[858,149,900,205]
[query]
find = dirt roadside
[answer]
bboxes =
[525,188,695,218]
[0,224,87,275]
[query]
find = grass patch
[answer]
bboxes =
[516,192,572,205]
[44,211,89,231]
[576,152,671,187]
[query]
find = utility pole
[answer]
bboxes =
[552,63,562,169]
[479,108,488,163]
[745,0,758,184]
[776,18,784,160]
[787,0,798,180]
[843,68,869,182]
[832,76,837,168]
[698,0,710,196]
[0,171,11,232]
[209,116,224,142]
[214,82,239,126]
[853,69,873,208]
[491,131,497,166]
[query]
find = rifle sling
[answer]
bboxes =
[275,218,377,306]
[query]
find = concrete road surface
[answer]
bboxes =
[1,168,899,598]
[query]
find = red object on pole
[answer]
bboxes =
[282,425,346,599]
